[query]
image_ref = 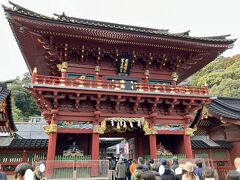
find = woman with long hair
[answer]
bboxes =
[182,162,199,180]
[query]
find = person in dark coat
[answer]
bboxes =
[151,162,161,180]
[141,171,157,180]
[115,158,126,180]
[194,159,203,180]
[161,166,176,180]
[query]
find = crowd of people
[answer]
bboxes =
[0,162,45,180]
[0,156,240,179]
[110,156,240,180]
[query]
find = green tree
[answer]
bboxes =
[190,54,240,97]
[10,73,40,121]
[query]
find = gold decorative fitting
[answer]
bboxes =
[185,128,196,136]
[171,72,178,81]
[43,124,57,135]
[144,70,149,76]
[93,121,106,134]
[57,62,68,72]
[33,67,38,74]
[95,65,100,72]
[143,121,157,135]
[119,80,125,89]
[200,107,213,119]
[0,100,7,112]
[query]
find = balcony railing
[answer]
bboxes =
[32,75,208,95]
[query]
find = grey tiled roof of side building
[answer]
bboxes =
[0,139,48,149]
[191,140,231,149]
[2,1,236,43]
[15,121,48,139]
[206,97,240,120]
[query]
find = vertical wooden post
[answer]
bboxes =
[91,132,99,177]
[22,150,27,162]
[47,132,57,161]
[92,133,99,160]
[46,113,58,178]
[184,135,193,158]
[149,134,157,159]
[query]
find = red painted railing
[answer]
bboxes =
[32,74,208,95]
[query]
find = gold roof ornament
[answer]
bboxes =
[200,107,213,120]
[171,72,178,81]
[185,127,196,136]
[57,62,68,72]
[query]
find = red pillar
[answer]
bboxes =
[47,132,57,161]
[184,135,193,158]
[92,133,99,160]
[46,132,57,178]
[91,133,99,177]
[149,134,157,159]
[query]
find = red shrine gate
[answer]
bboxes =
[3,1,235,178]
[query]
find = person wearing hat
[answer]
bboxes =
[182,162,199,180]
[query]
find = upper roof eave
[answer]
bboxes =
[2,2,236,44]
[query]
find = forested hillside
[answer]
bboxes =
[9,72,40,121]
[191,54,240,97]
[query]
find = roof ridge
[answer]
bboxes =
[7,1,49,19]
[2,2,236,43]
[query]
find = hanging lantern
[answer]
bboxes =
[130,121,133,128]
[117,122,120,129]
[137,120,141,127]
[123,121,127,128]
[120,121,123,126]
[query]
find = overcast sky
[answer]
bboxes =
[0,0,239,81]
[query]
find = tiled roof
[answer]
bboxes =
[15,122,48,139]
[0,82,16,132]
[0,139,48,149]
[191,140,232,149]
[2,1,236,43]
[206,97,240,120]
